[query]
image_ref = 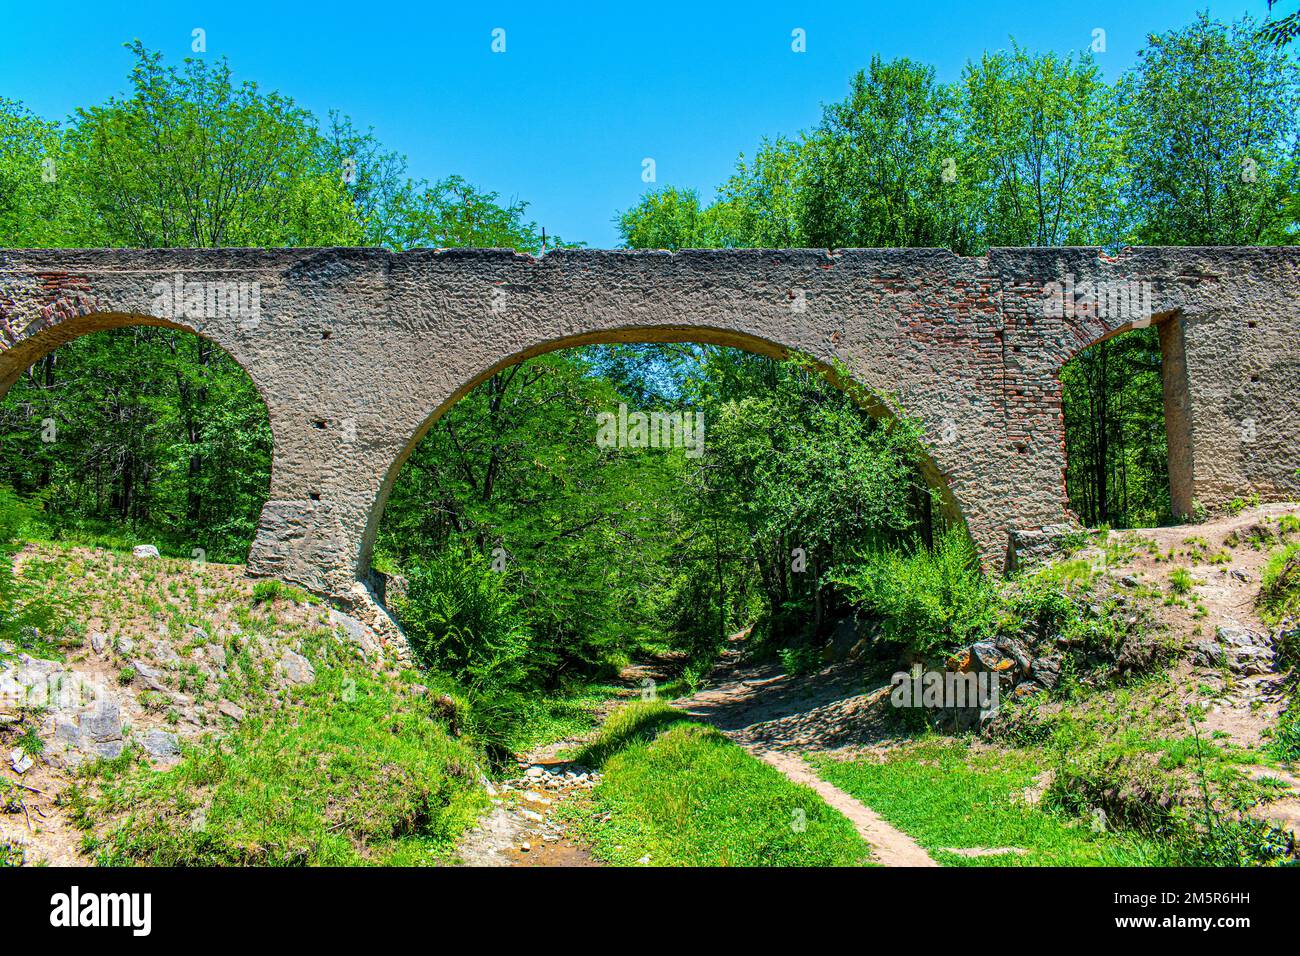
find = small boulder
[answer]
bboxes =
[328,609,381,658]
[132,545,160,559]
[970,642,1014,673]
[1191,640,1225,667]
[10,747,33,774]
[139,729,180,760]
[217,699,246,722]
[150,641,180,666]
[279,650,315,685]
[1030,655,1063,690]
[994,636,1034,676]
[1216,622,1266,649]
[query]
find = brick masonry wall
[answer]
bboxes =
[1,246,1297,607]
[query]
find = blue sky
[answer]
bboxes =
[0,1,1282,247]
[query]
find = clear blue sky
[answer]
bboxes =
[0,1,1280,247]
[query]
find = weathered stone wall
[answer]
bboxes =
[1,246,1297,607]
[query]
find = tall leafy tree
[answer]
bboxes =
[1123,13,1300,246]
[798,57,977,252]
[960,46,1127,248]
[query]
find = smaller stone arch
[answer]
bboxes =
[0,304,279,564]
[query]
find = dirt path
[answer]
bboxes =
[755,748,936,866]
[672,637,937,866]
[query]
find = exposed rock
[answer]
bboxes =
[1217,622,1266,649]
[89,632,107,654]
[1030,654,1063,690]
[10,747,33,774]
[150,641,180,666]
[279,650,315,685]
[329,608,382,659]
[132,545,160,559]
[217,699,246,722]
[994,636,1033,677]
[1120,575,1139,588]
[1230,568,1253,583]
[49,700,124,765]
[139,729,181,760]
[1115,633,1164,674]
[80,701,124,752]
[1006,523,1078,574]
[130,659,167,690]
[206,643,227,668]
[1191,640,1225,667]
[969,642,1014,673]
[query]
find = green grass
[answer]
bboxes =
[1168,566,1193,595]
[1260,543,1300,625]
[77,637,488,866]
[561,701,871,866]
[811,739,1164,866]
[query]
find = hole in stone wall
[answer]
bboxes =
[1060,324,1172,528]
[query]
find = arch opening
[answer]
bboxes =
[1059,316,1184,529]
[366,334,971,698]
[0,316,273,564]
[360,325,968,581]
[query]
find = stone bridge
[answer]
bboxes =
[1,247,1297,614]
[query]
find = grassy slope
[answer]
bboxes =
[81,654,488,866]
[562,701,871,867]
[812,739,1162,866]
[9,541,490,865]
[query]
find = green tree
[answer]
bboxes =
[1123,14,1300,245]
[960,46,1127,248]
[798,57,976,252]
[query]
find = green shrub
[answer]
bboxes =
[1168,567,1193,595]
[1267,689,1300,762]
[1260,544,1300,625]
[250,579,283,604]
[250,579,311,606]
[833,527,997,657]
[394,550,533,692]
[779,645,822,676]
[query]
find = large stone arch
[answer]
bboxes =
[357,323,972,580]
[2,245,1297,613]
